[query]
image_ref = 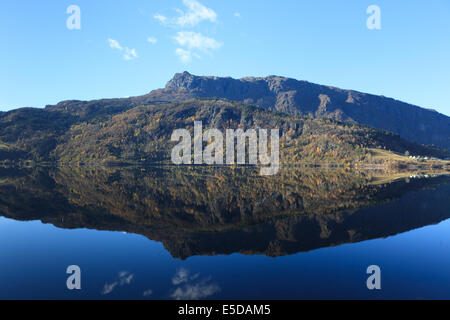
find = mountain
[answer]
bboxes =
[40,72,450,151]
[161,72,450,151]
[1,72,450,164]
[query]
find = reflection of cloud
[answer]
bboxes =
[118,271,134,285]
[102,282,118,295]
[171,277,220,300]
[172,268,190,285]
[143,289,153,297]
[171,269,220,300]
[190,272,200,281]
[102,271,134,295]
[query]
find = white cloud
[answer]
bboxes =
[154,0,217,28]
[154,1,221,63]
[147,37,158,44]
[174,31,222,51]
[107,39,138,61]
[108,38,122,50]
[123,48,138,60]
[234,12,241,18]
[154,14,168,24]
[175,48,193,64]
[176,0,217,27]
[173,32,221,63]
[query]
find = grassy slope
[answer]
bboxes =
[0,99,449,167]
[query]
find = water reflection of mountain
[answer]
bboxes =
[1,166,450,259]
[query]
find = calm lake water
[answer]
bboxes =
[0,166,450,299]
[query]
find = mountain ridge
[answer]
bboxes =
[1,72,450,164]
[163,72,450,150]
[42,71,450,151]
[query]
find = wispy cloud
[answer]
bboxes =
[175,48,192,63]
[108,38,122,50]
[101,271,134,295]
[107,38,138,61]
[154,1,221,64]
[173,31,222,63]
[123,48,138,60]
[147,37,158,44]
[154,13,168,24]
[234,12,241,19]
[174,31,222,51]
[154,0,217,28]
[176,0,217,27]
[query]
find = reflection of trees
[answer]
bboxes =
[1,166,450,258]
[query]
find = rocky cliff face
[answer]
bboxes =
[162,72,450,151]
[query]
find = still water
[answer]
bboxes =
[0,166,449,299]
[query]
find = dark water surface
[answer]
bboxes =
[0,166,450,299]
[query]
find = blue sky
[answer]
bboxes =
[1,0,450,116]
